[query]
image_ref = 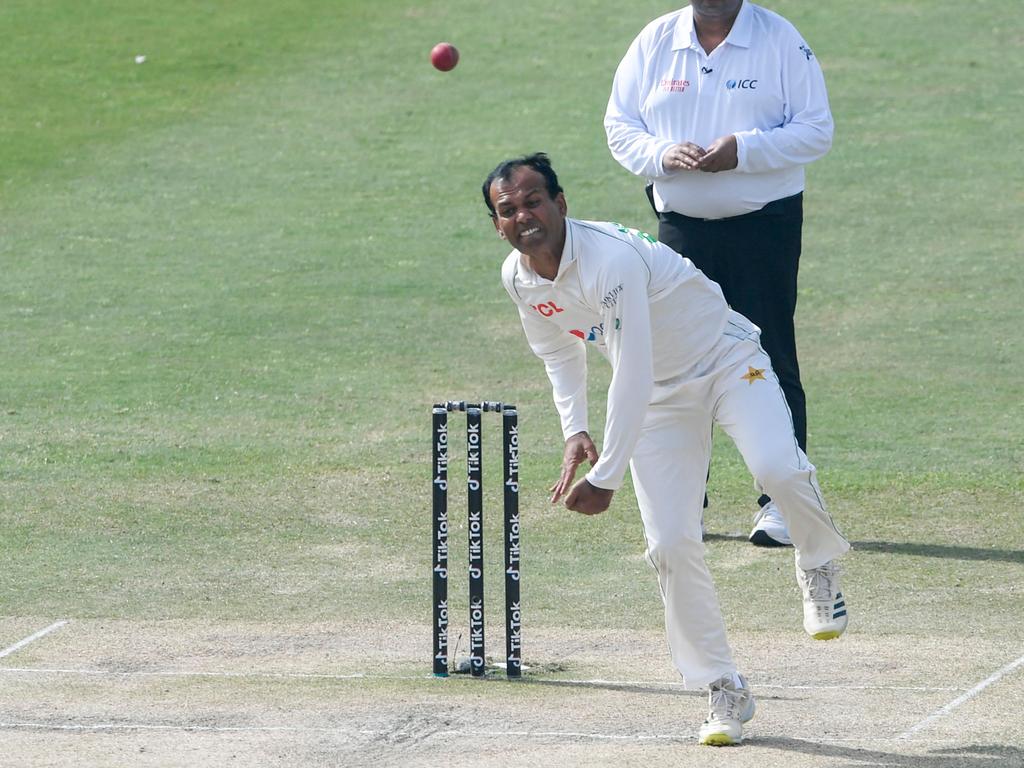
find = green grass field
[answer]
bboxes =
[2,1,1022,765]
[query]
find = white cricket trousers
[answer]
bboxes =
[628,320,850,689]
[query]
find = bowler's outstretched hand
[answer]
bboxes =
[549,431,599,504]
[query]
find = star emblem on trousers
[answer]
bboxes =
[741,366,766,384]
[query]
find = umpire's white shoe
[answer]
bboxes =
[748,501,792,547]
[698,674,755,746]
[796,559,848,640]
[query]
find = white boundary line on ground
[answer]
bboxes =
[899,651,1024,740]
[0,621,68,660]
[0,666,960,692]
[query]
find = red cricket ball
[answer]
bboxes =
[430,42,459,72]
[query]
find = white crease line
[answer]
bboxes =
[0,721,973,745]
[0,667,960,692]
[534,677,961,692]
[436,729,689,741]
[0,667,961,692]
[431,729,931,744]
[0,722,340,734]
[0,723,679,739]
[0,667,365,681]
[899,651,1024,740]
[0,621,68,660]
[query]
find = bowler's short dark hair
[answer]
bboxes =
[482,152,563,217]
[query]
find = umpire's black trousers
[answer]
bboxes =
[653,191,807,455]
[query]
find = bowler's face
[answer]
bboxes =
[489,167,566,255]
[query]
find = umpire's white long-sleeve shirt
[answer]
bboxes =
[501,218,732,491]
[604,1,833,219]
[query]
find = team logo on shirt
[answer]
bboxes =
[799,44,815,60]
[726,78,758,90]
[741,366,767,384]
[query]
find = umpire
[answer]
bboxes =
[604,0,833,547]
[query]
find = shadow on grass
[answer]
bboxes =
[851,540,1024,564]
[519,677,700,697]
[704,532,748,542]
[703,534,1024,564]
[755,737,1022,767]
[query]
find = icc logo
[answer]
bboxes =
[726,79,758,90]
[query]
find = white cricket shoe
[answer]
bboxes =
[796,559,848,640]
[698,673,755,746]
[748,500,792,547]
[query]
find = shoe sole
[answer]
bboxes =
[700,686,755,746]
[700,733,741,746]
[811,629,843,640]
[748,530,792,548]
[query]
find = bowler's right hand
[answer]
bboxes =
[549,431,600,504]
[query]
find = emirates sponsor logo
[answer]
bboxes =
[659,78,690,93]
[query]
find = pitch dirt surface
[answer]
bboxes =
[2,618,1022,767]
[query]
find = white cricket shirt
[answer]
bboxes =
[501,218,734,490]
[605,1,833,219]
